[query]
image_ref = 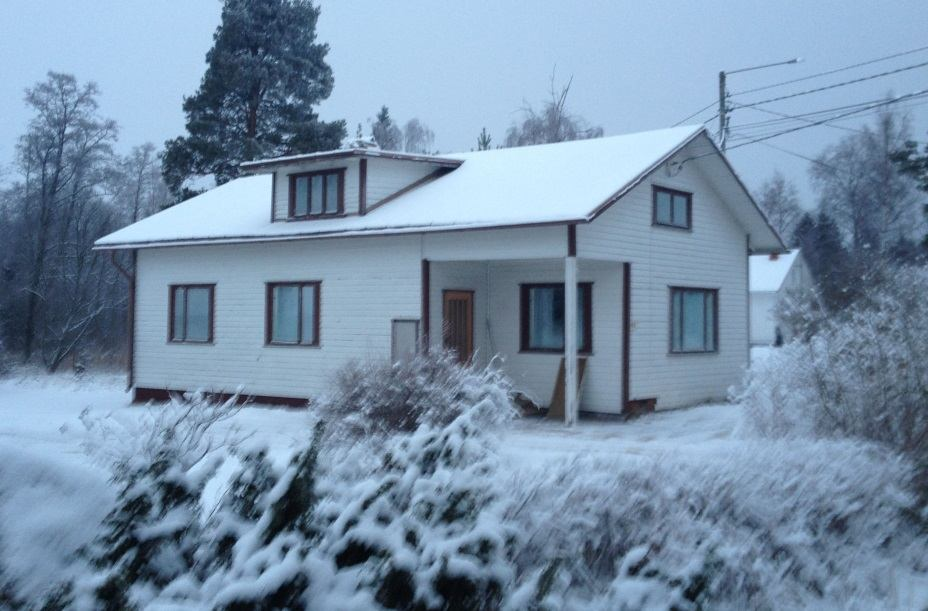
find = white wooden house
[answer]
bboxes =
[95,125,784,419]
[749,250,813,346]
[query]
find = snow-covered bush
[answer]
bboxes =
[507,441,924,609]
[319,350,513,438]
[79,390,243,478]
[315,388,516,609]
[738,265,928,471]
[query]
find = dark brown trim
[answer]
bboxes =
[265,281,321,347]
[421,259,430,353]
[358,158,368,215]
[287,168,346,219]
[668,286,719,354]
[621,262,631,413]
[365,167,453,215]
[133,387,309,408]
[651,185,693,230]
[519,282,593,354]
[270,171,277,222]
[168,284,215,344]
[240,148,463,172]
[567,223,577,256]
[94,218,580,251]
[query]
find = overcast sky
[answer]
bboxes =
[2,0,927,206]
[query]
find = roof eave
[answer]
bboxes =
[239,149,464,173]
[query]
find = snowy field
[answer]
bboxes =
[0,369,925,609]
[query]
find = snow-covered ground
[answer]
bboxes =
[0,370,924,609]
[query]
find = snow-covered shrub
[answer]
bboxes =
[319,350,513,438]
[316,390,516,609]
[79,390,243,478]
[507,441,923,609]
[738,265,928,470]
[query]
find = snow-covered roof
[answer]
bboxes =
[95,125,783,250]
[750,250,802,292]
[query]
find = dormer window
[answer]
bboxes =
[289,169,345,218]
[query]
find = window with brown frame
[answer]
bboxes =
[520,283,593,353]
[653,185,692,229]
[289,169,345,218]
[670,287,718,353]
[169,284,214,343]
[266,282,320,346]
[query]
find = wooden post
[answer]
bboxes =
[564,255,578,426]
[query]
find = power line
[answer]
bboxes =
[731,44,928,96]
[726,90,928,150]
[672,100,717,126]
[734,59,928,109]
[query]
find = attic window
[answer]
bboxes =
[653,186,692,229]
[289,169,345,218]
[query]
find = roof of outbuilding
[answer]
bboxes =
[750,249,803,292]
[95,125,784,251]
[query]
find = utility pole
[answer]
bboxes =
[718,71,728,152]
[717,57,802,153]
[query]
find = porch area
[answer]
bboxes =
[422,256,630,420]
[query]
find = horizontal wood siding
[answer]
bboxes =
[134,236,421,399]
[364,157,437,208]
[578,142,748,410]
[423,225,566,261]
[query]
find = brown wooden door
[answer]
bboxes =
[442,290,474,363]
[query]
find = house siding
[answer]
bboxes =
[578,144,749,410]
[134,236,421,399]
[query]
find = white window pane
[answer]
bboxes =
[682,290,706,351]
[655,191,672,224]
[672,194,688,226]
[705,292,715,350]
[186,287,211,342]
[172,288,185,340]
[325,174,339,213]
[294,177,309,216]
[273,285,299,343]
[529,287,564,350]
[310,176,323,215]
[300,285,317,344]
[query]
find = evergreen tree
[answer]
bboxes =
[891,132,928,249]
[162,0,346,199]
[370,105,402,151]
[792,212,853,309]
[477,127,492,151]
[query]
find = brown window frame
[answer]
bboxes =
[652,185,693,230]
[519,282,593,354]
[265,281,321,347]
[168,284,215,344]
[288,168,346,219]
[669,286,718,354]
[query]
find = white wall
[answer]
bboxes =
[750,292,777,345]
[134,235,421,399]
[428,259,622,415]
[578,140,749,409]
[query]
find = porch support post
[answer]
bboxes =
[564,254,578,426]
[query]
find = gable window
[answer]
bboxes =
[653,186,692,229]
[169,284,214,343]
[670,287,717,353]
[289,170,344,218]
[266,282,320,346]
[520,283,593,353]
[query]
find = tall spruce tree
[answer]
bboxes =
[162,0,346,199]
[792,211,853,309]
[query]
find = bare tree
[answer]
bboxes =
[402,118,435,154]
[756,171,803,245]
[810,107,921,264]
[504,73,603,147]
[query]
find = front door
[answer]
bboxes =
[442,290,474,363]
